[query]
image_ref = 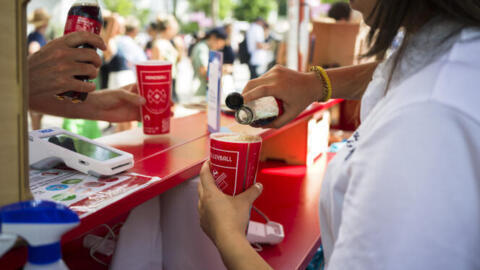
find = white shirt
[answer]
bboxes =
[116,35,147,70]
[246,23,267,66]
[319,21,480,270]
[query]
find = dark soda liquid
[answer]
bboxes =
[68,4,102,22]
[59,4,102,102]
[250,116,277,127]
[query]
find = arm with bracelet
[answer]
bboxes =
[241,62,378,128]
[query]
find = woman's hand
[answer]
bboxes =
[28,31,106,102]
[242,65,323,129]
[197,161,263,246]
[86,84,145,122]
[198,161,273,270]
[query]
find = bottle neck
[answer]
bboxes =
[235,107,254,124]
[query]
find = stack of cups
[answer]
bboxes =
[135,61,172,135]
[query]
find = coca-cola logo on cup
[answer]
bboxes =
[144,87,169,114]
[147,89,167,105]
[140,71,171,115]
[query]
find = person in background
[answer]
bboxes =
[116,16,147,72]
[246,17,270,79]
[327,2,352,22]
[104,14,132,90]
[152,15,181,102]
[27,8,50,130]
[111,16,147,132]
[198,0,480,269]
[222,23,236,66]
[190,27,227,98]
[145,21,158,59]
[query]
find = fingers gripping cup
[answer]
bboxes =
[135,61,172,135]
[210,133,262,196]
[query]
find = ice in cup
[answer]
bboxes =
[209,133,262,196]
[135,61,172,135]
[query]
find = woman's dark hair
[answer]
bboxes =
[328,2,352,22]
[366,0,480,58]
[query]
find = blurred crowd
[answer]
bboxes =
[26,3,351,136]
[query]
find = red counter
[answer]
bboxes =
[1,100,341,270]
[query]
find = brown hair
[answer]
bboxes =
[365,0,480,58]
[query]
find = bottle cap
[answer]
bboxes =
[225,92,244,110]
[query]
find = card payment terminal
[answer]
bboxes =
[29,128,134,176]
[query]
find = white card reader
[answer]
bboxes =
[29,127,134,176]
[246,221,285,245]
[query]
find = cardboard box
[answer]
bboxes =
[260,110,330,165]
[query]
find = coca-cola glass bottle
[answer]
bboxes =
[56,0,102,103]
[225,92,284,127]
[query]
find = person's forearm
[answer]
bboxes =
[327,62,378,100]
[216,233,272,270]
[30,94,97,120]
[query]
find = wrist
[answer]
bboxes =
[309,66,332,102]
[214,229,247,251]
[305,72,325,103]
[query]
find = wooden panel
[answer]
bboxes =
[309,21,360,67]
[0,0,31,206]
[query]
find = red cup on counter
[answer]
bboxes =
[135,61,172,135]
[209,133,262,196]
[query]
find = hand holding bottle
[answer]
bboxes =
[28,31,106,109]
[241,65,324,129]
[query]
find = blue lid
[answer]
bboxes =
[28,242,62,265]
[0,200,79,224]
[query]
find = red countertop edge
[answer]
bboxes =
[1,100,342,269]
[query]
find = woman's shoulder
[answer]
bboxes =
[428,28,480,123]
[384,29,480,124]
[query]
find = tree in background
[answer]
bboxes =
[234,0,277,22]
[103,0,150,26]
[188,0,234,20]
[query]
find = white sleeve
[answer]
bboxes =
[328,102,480,270]
[246,27,256,53]
[247,25,264,53]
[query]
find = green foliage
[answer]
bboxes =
[277,0,287,17]
[102,0,151,27]
[233,0,277,22]
[188,0,234,20]
[103,0,133,15]
[180,21,200,34]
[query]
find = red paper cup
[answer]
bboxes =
[210,133,262,196]
[135,61,172,135]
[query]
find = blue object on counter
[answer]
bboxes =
[329,140,347,153]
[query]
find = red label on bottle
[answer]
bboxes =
[64,15,101,35]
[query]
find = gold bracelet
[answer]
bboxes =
[310,65,332,102]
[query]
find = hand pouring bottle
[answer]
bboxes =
[225,92,284,127]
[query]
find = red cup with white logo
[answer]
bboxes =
[135,61,172,135]
[210,133,262,196]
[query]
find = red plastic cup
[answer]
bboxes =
[135,61,172,135]
[210,133,262,196]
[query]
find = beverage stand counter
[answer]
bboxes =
[1,100,341,270]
